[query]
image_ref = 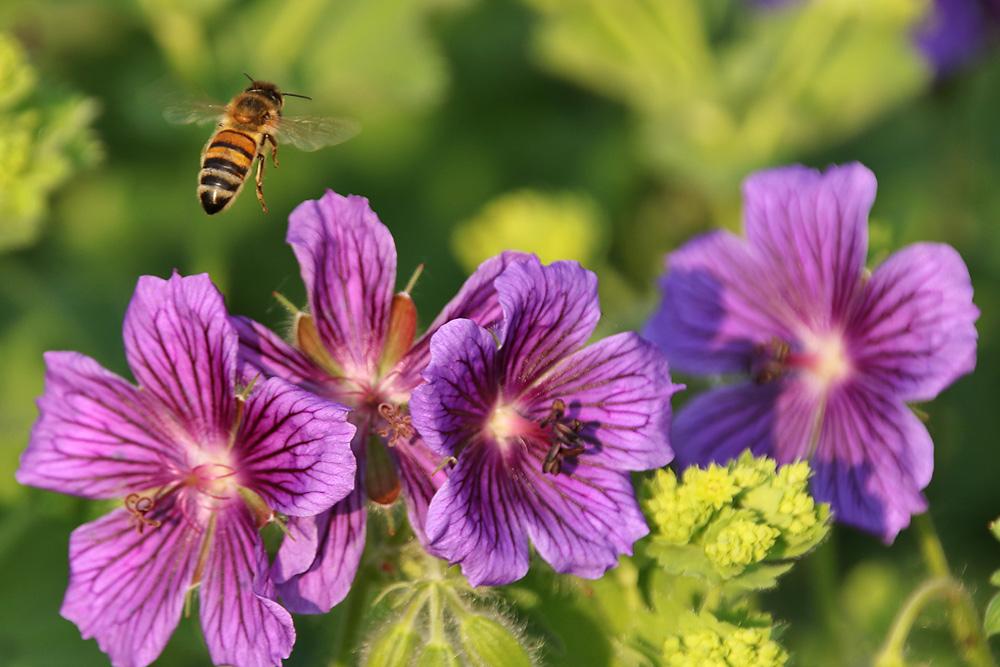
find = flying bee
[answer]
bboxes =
[166,74,361,215]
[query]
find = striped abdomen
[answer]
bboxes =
[198,128,261,214]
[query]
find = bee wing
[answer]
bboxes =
[279,115,362,152]
[164,102,227,126]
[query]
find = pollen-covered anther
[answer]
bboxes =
[376,402,415,448]
[124,493,161,533]
[540,398,586,475]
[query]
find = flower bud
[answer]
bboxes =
[366,435,402,506]
[458,614,533,667]
[294,312,341,375]
[378,292,418,377]
[415,641,460,667]
[367,623,422,667]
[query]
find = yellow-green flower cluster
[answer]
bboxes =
[644,451,829,580]
[703,513,780,577]
[0,33,100,252]
[450,189,604,273]
[662,626,788,667]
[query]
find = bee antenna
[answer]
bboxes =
[243,72,255,83]
[284,92,312,101]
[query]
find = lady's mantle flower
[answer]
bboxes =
[410,256,679,586]
[643,163,979,542]
[235,191,527,612]
[16,272,357,667]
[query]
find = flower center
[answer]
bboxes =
[186,461,239,499]
[485,399,588,475]
[750,333,852,389]
[487,404,528,442]
[805,334,852,386]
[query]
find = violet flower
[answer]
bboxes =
[16,272,357,667]
[234,191,528,612]
[913,0,1000,75]
[643,163,979,542]
[752,0,1000,75]
[410,256,679,586]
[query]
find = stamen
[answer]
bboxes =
[539,399,587,475]
[750,338,791,385]
[403,263,424,295]
[125,493,161,533]
[376,403,415,448]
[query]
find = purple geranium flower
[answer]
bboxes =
[913,0,1000,75]
[410,256,679,586]
[16,272,357,667]
[751,0,1000,75]
[643,163,979,542]
[235,191,528,612]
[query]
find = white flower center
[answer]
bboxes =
[803,332,852,388]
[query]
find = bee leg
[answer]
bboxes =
[266,134,279,168]
[254,155,268,212]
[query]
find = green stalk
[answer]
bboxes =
[874,514,995,666]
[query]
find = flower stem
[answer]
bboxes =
[874,514,995,666]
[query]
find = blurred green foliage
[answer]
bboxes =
[2,0,1000,665]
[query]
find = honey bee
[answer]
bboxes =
[166,74,360,214]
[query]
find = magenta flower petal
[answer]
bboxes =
[412,257,676,585]
[410,319,496,458]
[393,436,449,550]
[401,249,531,385]
[237,376,356,517]
[850,243,979,403]
[670,382,782,468]
[274,483,368,614]
[645,162,979,542]
[16,351,182,498]
[233,316,335,395]
[812,382,933,541]
[521,461,649,578]
[123,272,237,445]
[643,230,785,374]
[60,506,199,667]
[424,449,531,587]
[199,504,295,667]
[742,162,873,327]
[495,259,601,385]
[287,191,395,376]
[541,332,679,470]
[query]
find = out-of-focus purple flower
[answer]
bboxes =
[410,256,679,586]
[16,272,357,667]
[752,0,1000,75]
[914,0,1000,74]
[235,191,528,612]
[643,163,979,542]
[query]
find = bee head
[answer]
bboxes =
[242,77,284,107]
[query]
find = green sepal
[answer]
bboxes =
[367,623,423,667]
[415,642,460,667]
[458,615,533,667]
[985,592,1000,638]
